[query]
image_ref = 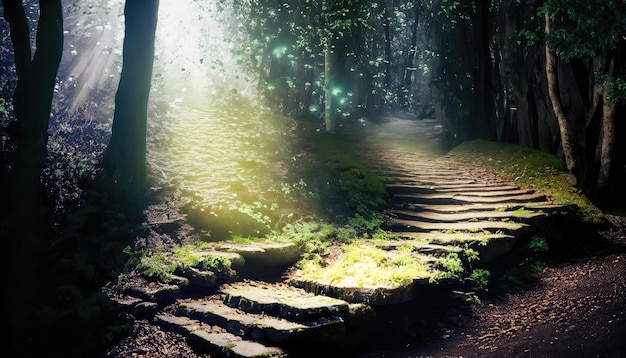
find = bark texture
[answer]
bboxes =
[1,0,63,355]
[102,0,159,206]
[543,13,578,179]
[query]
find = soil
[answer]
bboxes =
[102,213,626,358]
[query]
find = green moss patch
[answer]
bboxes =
[293,242,434,288]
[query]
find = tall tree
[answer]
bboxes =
[1,0,63,354]
[102,0,159,207]
[543,12,579,182]
[540,0,626,193]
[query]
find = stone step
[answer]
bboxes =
[396,201,566,214]
[389,208,546,223]
[379,177,478,186]
[178,299,346,344]
[373,240,463,256]
[392,188,536,198]
[386,218,527,233]
[387,184,522,194]
[382,232,517,262]
[393,192,547,204]
[389,231,515,243]
[389,182,514,191]
[185,241,302,280]
[156,314,288,358]
[220,281,350,322]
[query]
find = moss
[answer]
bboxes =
[434,252,464,279]
[295,242,433,288]
[135,249,178,282]
[449,139,604,224]
[199,255,232,272]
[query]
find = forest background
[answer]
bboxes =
[0,0,625,355]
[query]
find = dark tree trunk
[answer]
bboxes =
[102,0,159,208]
[399,0,419,110]
[470,1,496,140]
[1,0,63,354]
[383,2,393,91]
[544,13,580,183]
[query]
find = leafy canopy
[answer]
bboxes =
[539,0,626,61]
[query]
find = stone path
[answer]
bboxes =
[347,117,569,259]
[111,117,573,357]
[378,156,566,251]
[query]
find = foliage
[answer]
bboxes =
[313,134,389,230]
[468,268,490,290]
[596,72,626,103]
[435,252,464,279]
[494,235,552,290]
[528,236,550,254]
[539,0,626,61]
[171,241,231,272]
[520,236,550,274]
[127,243,235,284]
[449,139,604,223]
[198,255,232,272]
[135,249,178,282]
[267,220,340,258]
[229,0,431,118]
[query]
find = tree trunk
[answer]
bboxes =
[400,0,419,109]
[102,0,159,206]
[383,3,393,91]
[597,57,616,191]
[543,13,578,182]
[471,1,496,140]
[1,0,63,354]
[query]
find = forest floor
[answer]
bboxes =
[102,210,626,358]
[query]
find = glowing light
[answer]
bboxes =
[272,46,288,59]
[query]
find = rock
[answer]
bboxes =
[176,266,218,289]
[188,250,246,271]
[476,236,517,263]
[221,281,350,322]
[216,241,302,280]
[294,280,418,305]
[217,241,301,266]
[191,330,287,358]
[135,301,160,318]
[156,314,288,358]
[126,283,180,303]
[179,299,345,343]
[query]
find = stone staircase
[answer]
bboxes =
[111,165,572,357]
[377,157,571,262]
[112,278,375,357]
[109,118,577,357]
